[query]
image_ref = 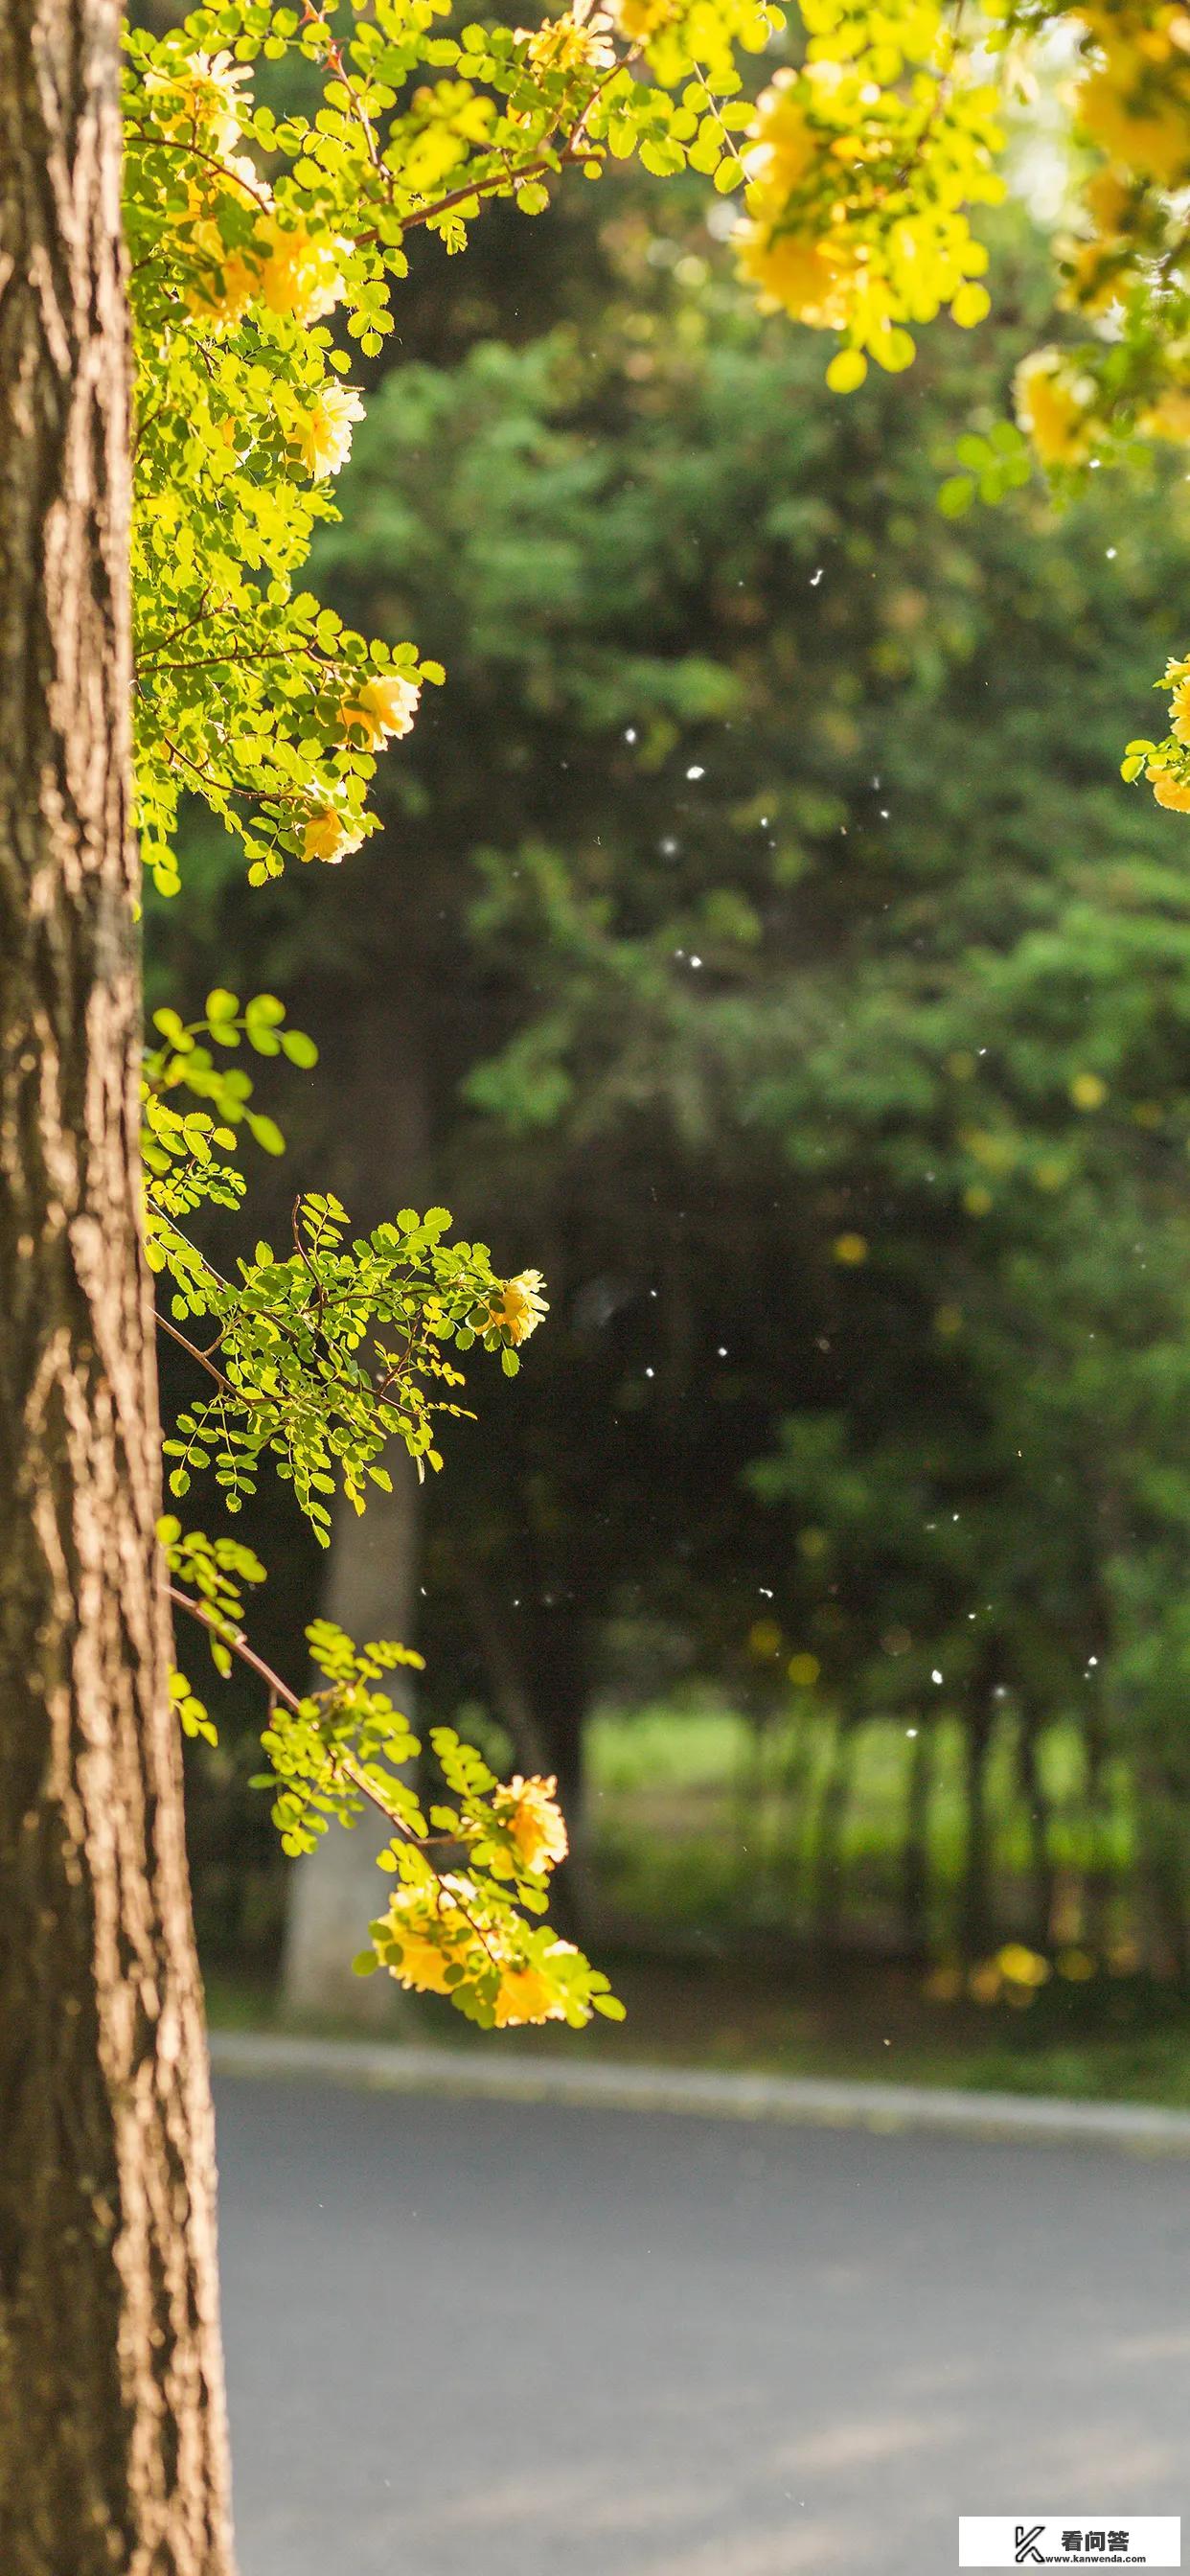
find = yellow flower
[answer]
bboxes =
[493,1774,569,1873]
[1013,348,1094,467]
[492,1957,571,2027]
[384,1925,458,1995]
[292,383,365,480]
[743,73,819,196]
[1152,769,1190,810]
[833,1231,868,1264]
[302,808,367,865]
[1168,678,1190,741]
[1083,164,1135,234]
[182,235,255,326]
[488,1269,549,1344]
[604,0,673,40]
[382,1878,487,1994]
[258,217,346,326]
[1139,385,1190,440]
[1069,1071,1108,1110]
[518,13,614,74]
[146,48,251,158]
[338,673,422,750]
[736,225,854,330]
[1078,63,1190,186]
[1062,235,1123,312]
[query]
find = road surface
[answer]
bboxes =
[217,2077,1188,2576]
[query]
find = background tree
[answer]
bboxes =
[158,187,1190,1992]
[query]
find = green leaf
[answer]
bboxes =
[280,1028,318,1069]
[245,1112,286,1157]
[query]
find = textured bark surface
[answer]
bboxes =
[0,4,235,2569]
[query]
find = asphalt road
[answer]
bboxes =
[217,2078,1189,2576]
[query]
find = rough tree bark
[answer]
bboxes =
[0,4,235,2568]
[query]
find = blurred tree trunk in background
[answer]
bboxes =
[0,2,234,2565]
[282,985,427,2021]
[811,1714,858,1952]
[900,1720,931,1957]
[451,1550,594,1934]
[960,1700,995,1966]
[281,1465,421,2021]
[1017,1714,1056,1954]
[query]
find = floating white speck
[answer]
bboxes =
[905,1727,918,1737]
[810,568,824,586]
[931,1668,943,1685]
[686,764,704,780]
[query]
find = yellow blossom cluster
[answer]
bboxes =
[149,47,347,337]
[1023,3,1190,472]
[491,1774,570,1873]
[732,49,1002,380]
[379,1877,578,2024]
[486,1269,550,1344]
[1121,656,1190,812]
[302,809,369,866]
[1075,0,1190,188]
[338,673,423,749]
[257,217,348,328]
[189,210,348,334]
[144,44,250,158]
[291,383,366,482]
[1012,347,1098,468]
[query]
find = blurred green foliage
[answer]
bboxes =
[155,178,1190,1984]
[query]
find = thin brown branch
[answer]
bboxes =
[166,1583,500,1963]
[124,128,274,215]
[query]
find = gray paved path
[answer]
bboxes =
[218,2078,1189,2576]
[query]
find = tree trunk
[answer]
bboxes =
[811,1714,858,1951]
[281,1464,423,2022]
[451,1550,596,1936]
[959,1707,995,1966]
[281,981,430,2023]
[0,5,234,2570]
[1016,1712,1055,1952]
[901,1720,931,1958]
